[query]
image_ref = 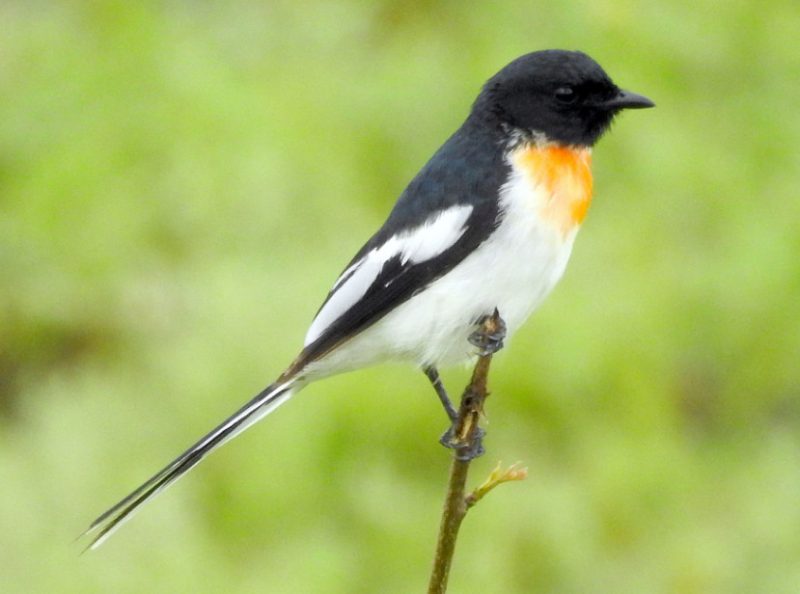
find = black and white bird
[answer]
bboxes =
[83,50,653,549]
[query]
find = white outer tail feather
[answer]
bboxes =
[82,379,300,550]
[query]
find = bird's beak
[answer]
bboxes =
[603,89,655,110]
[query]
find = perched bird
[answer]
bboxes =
[83,49,653,549]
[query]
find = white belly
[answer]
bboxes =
[305,164,579,377]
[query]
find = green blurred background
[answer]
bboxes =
[2,1,799,592]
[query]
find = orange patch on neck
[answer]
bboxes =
[515,145,593,233]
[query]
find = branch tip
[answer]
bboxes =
[465,461,528,508]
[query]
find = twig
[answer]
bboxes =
[465,462,527,509]
[426,311,526,594]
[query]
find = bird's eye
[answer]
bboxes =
[554,86,577,104]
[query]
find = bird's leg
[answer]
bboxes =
[440,309,507,460]
[468,309,507,356]
[424,366,458,422]
[424,366,476,455]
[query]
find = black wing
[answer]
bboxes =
[294,118,508,370]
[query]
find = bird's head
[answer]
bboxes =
[473,50,654,147]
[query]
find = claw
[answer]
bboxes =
[439,426,486,461]
[468,310,507,356]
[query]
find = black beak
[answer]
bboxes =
[602,89,655,110]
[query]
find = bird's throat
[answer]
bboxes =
[512,144,593,235]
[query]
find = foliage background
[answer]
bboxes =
[2,1,799,592]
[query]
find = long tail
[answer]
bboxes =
[81,378,300,551]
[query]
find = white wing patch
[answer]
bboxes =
[304,204,473,346]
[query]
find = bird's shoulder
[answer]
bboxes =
[354,119,509,259]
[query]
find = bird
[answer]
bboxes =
[82,49,653,549]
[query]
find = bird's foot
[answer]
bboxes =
[439,425,486,461]
[468,309,507,356]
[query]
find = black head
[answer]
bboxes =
[472,50,654,146]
